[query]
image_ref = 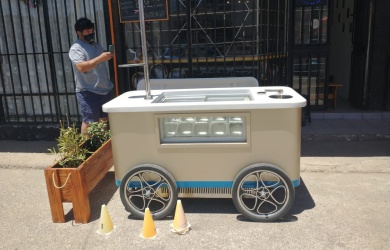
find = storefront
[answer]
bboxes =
[111,0,288,93]
[0,0,389,135]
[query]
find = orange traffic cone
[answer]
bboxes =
[171,200,191,235]
[140,208,157,239]
[97,204,115,235]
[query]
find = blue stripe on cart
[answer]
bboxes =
[116,179,300,188]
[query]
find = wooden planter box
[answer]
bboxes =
[44,139,113,223]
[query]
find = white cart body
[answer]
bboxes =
[103,85,306,198]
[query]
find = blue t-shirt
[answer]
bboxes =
[69,39,113,95]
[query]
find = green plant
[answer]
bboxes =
[85,121,111,151]
[49,121,111,168]
[49,123,88,168]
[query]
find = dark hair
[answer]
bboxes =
[74,17,94,33]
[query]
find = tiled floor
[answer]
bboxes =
[302,119,390,136]
[315,95,389,115]
[302,94,390,139]
[311,112,390,120]
[317,95,361,113]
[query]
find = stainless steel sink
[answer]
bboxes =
[269,94,293,99]
[152,89,253,103]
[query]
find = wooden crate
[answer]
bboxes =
[44,139,113,223]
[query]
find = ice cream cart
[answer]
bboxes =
[103,86,306,222]
[104,0,306,222]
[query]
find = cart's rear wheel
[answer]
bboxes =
[232,163,295,222]
[120,163,178,219]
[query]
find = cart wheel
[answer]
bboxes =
[120,163,178,220]
[232,163,295,222]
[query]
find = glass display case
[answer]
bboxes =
[156,113,249,144]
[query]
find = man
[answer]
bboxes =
[69,17,113,134]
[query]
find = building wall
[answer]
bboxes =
[367,0,390,110]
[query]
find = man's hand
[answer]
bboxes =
[99,52,114,62]
[75,52,113,73]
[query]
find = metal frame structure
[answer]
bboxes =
[0,0,288,125]
[0,0,111,124]
[121,0,288,89]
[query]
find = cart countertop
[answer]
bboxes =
[103,86,306,113]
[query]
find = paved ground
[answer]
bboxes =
[0,139,389,249]
[301,117,390,141]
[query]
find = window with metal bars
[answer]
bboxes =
[124,0,287,86]
[0,0,109,124]
[290,0,330,110]
[292,55,327,107]
[294,0,328,44]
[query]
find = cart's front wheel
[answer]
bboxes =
[120,164,178,220]
[232,163,295,222]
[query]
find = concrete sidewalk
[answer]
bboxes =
[0,141,389,249]
[0,116,389,249]
[0,140,57,169]
[301,111,390,141]
[0,115,389,169]
[301,118,390,141]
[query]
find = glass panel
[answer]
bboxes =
[159,113,248,143]
[294,1,328,45]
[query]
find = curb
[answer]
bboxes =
[302,134,390,142]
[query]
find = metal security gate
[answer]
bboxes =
[1,0,290,127]
[0,0,110,124]
[349,0,373,109]
[116,0,288,91]
[288,0,330,110]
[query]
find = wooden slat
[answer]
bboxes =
[83,140,113,193]
[44,169,65,223]
[70,169,90,224]
[44,139,113,223]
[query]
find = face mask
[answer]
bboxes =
[83,33,95,44]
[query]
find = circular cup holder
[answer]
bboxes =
[269,94,293,99]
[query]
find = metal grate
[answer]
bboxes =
[292,53,328,109]
[289,0,330,110]
[178,187,232,198]
[0,0,110,124]
[124,0,288,90]
[0,0,289,125]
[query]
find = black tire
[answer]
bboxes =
[232,163,295,222]
[120,163,178,219]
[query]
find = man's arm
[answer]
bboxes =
[75,52,113,73]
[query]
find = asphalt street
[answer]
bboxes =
[0,140,389,249]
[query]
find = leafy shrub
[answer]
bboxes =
[49,121,111,168]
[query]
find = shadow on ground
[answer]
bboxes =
[301,141,390,157]
[0,140,57,153]
[122,177,315,223]
[64,171,118,222]
[234,178,315,223]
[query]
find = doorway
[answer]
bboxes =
[290,0,374,111]
[289,0,330,111]
[347,0,374,109]
[329,0,354,105]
